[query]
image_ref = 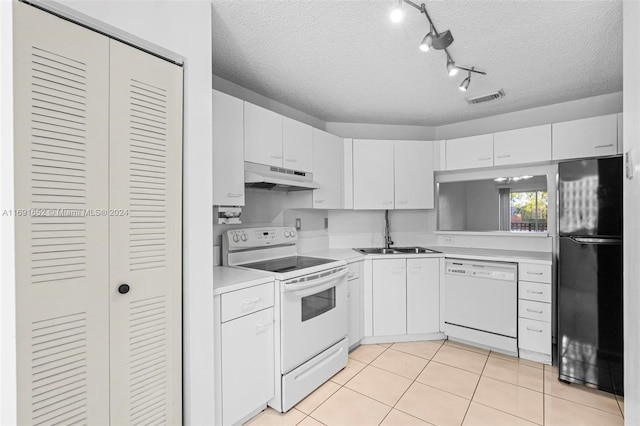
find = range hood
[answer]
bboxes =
[244,161,319,191]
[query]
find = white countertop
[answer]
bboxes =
[432,246,552,264]
[213,266,274,296]
[302,249,365,263]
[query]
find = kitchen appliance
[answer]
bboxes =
[244,161,320,191]
[558,156,623,396]
[444,259,518,354]
[223,227,348,412]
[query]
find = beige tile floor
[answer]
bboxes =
[246,341,625,426]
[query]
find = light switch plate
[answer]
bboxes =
[295,218,302,230]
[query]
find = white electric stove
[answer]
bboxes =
[223,227,348,412]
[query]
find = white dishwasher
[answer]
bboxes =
[444,259,518,354]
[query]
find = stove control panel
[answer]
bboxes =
[224,226,298,250]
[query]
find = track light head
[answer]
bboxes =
[447,58,458,77]
[431,29,454,50]
[419,32,433,52]
[459,75,471,91]
[390,0,403,22]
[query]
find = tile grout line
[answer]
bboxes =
[459,348,490,425]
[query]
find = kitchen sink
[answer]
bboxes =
[355,247,441,255]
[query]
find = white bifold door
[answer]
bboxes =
[13,3,183,424]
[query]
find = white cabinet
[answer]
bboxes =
[517,262,552,364]
[215,282,275,426]
[617,113,623,154]
[407,259,440,334]
[394,141,434,209]
[244,102,283,168]
[370,257,440,338]
[493,124,551,166]
[372,259,407,336]
[343,139,354,209]
[347,261,363,349]
[221,308,274,426]
[445,133,494,170]
[312,129,343,209]
[213,89,245,205]
[552,114,618,160]
[353,139,395,209]
[283,116,313,172]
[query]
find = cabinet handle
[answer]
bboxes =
[285,158,298,163]
[314,199,325,203]
[269,154,284,159]
[526,290,544,295]
[478,157,491,161]
[526,308,544,314]
[347,272,356,278]
[227,192,242,198]
[382,201,393,205]
[256,320,273,332]
[526,326,543,333]
[242,297,261,306]
[397,200,408,205]
[496,154,510,159]
[526,271,543,276]
[392,266,405,274]
[594,144,614,149]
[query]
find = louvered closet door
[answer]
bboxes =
[13,2,110,424]
[108,40,183,425]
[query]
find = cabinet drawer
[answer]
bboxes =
[518,263,551,283]
[221,282,274,322]
[519,299,551,322]
[347,261,361,281]
[519,281,551,303]
[519,318,551,355]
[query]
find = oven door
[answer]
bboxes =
[280,267,348,373]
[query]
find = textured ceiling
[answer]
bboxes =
[211,0,622,126]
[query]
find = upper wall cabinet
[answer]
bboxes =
[394,140,434,209]
[282,117,313,172]
[445,134,494,171]
[552,114,618,161]
[311,129,343,209]
[213,90,245,206]
[353,139,395,209]
[493,124,551,166]
[617,113,623,154]
[244,102,283,168]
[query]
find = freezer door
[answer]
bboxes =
[558,156,622,237]
[558,236,623,395]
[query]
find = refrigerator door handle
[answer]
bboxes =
[569,237,622,245]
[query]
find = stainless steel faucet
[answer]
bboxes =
[384,209,394,249]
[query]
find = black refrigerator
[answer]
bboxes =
[557,155,623,396]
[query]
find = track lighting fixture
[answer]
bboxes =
[447,57,458,77]
[390,0,404,23]
[391,0,487,93]
[459,69,471,91]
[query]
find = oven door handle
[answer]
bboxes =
[283,268,348,293]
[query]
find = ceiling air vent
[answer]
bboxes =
[466,89,505,105]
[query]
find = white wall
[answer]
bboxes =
[53,1,215,424]
[623,2,640,423]
[0,1,16,423]
[437,92,623,140]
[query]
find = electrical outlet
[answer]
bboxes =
[295,218,302,230]
[443,237,455,245]
[324,217,329,229]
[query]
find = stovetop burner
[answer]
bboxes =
[240,256,335,273]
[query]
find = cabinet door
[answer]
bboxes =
[494,125,551,166]
[244,102,283,167]
[617,113,623,154]
[312,129,343,209]
[372,259,407,336]
[394,140,434,209]
[445,134,494,170]
[283,116,313,172]
[406,259,440,334]
[552,114,618,160]
[213,90,244,205]
[222,308,274,426]
[109,40,183,425]
[353,140,394,210]
[13,3,111,422]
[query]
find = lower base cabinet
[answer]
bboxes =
[347,261,363,349]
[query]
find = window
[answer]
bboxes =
[509,191,548,232]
